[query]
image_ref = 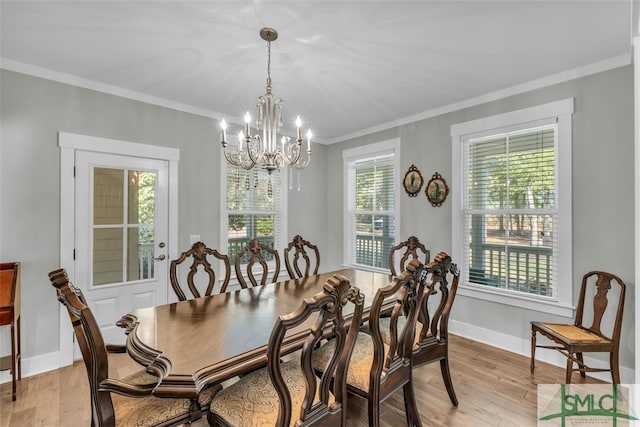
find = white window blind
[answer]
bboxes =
[344,141,399,270]
[225,166,282,264]
[463,124,558,297]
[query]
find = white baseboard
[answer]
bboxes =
[0,350,63,384]
[449,319,634,384]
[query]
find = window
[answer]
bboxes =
[343,139,400,270]
[451,99,574,316]
[222,164,286,273]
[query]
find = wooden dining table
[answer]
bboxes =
[117,268,392,399]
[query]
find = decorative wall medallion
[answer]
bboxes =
[403,164,423,197]
[425,172,449,207]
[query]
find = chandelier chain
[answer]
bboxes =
[266,39,272,94]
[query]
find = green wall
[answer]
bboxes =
[323,65,635,375]
[0,69,327,366]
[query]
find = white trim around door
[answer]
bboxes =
[58,132,179,367]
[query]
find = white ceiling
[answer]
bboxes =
[0,1,633,144]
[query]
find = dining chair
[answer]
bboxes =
[170,241,231,300]
[388,235,430,277]
[312,259,427,427]
[378,252,461,406]
[234,238,280,288]
[284,234,320,279]
[207,273,364,427]
[531,270,627,383]
[49,268,217,426]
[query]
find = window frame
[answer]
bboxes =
[343,138,401,272]
[451,99,574,317]
[220,153,288,285]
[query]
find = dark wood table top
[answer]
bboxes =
[118,268,392,398]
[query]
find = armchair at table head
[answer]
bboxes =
[169,241,231,300]
[284,234,320,279]
[531,270,627,384]
[49,268,216,426]
[388,235,430,277]
[234,238,280,288]
[208,273,364,427]
[312,258,428,427]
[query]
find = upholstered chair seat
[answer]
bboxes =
[209,359,326,427]
[312,333,390,393]
[111,369,220,426]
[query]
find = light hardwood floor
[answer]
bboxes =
[0,334,604,427]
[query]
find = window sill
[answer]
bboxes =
[458,283,574,318]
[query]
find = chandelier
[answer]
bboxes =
[220,27,312,174]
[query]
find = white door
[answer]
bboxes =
[75,151,170,344]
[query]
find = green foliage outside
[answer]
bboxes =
[135,171,155,243]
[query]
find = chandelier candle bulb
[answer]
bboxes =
[307,130,312,151]
[220,119,227,143]
[296,116,302,141]
[238,131,244,152]
[244,112,251,138]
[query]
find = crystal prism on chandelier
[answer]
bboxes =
[220,27,312,174]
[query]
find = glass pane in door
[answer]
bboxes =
[93,227,123,285]
[92,167,157,286]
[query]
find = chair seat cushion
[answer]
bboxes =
[112,392,192,427]
[311,333,389,393]
[363,316,427,347]
[110,368,218,427]
[536,322,610,344]
[209,359,324,427]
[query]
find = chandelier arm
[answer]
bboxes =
[289,151,312,170]
[222,145,256,170]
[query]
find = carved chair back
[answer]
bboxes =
[50,269,120,426]
[169,241,231,300]
[284,235,320,279]
[413,251,460,406]
[574,271,626,341]
[388,235,430,277]
[208,274,364,427]
[343,259,427,426]
[234,238,280,288]
[268,274,363,426]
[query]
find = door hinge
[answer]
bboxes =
[73,249,76,260]
[73,166,76,177]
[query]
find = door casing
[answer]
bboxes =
[58,132,179,366]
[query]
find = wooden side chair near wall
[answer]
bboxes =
[531,270,627,384]
[0,262,21,401]
[284,234,320,279]
[234,238,280,288]
[207,274,364,427]
[388,235,430,277]
[50,268,217,426]
[312,259,427,427]
[170,241,231,300]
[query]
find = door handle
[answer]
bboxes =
[154,254,166,261]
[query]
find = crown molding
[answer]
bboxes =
[1,54,631,146]
[325,54,632,145]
